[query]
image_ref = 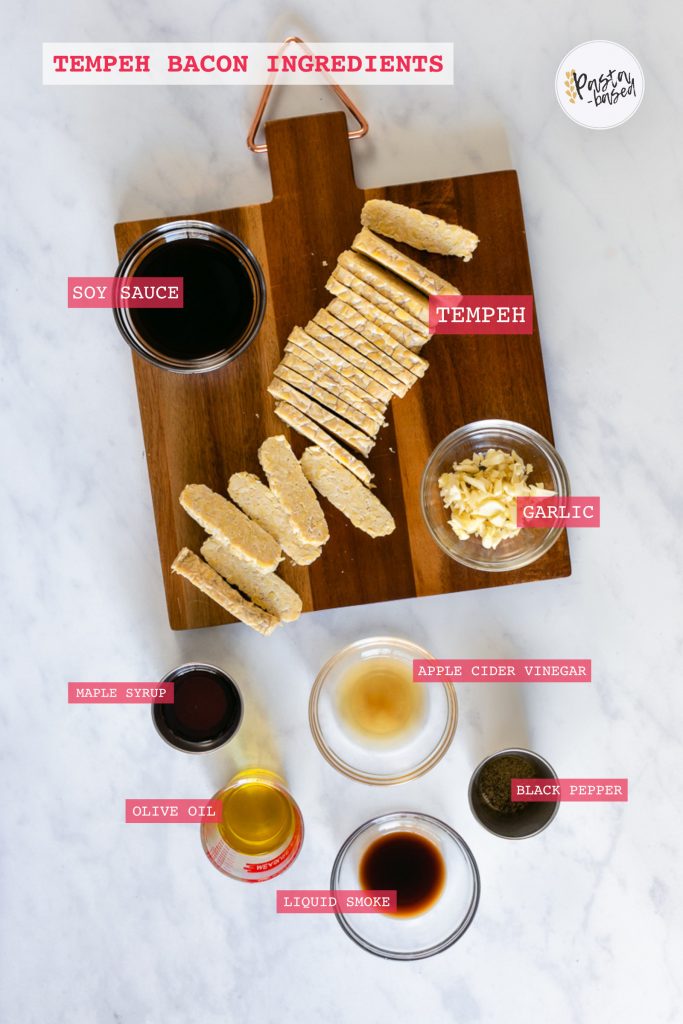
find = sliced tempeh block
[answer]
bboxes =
[319,303,423,387]
[318,307,419,391]
[352,228,460,297]
[279,351,387,421]
[258,435,329,545]
[327,298,428,377]
[273,404,374,487]
[307,317,404,398]
[267,377,375,457]
[201,537,302,623]
[287,325,393,404]
[285,339,391,408]
[228,470,322,566]
[331,264,430,340]
[171,548,280,636]
[326,274,428,352]
[270,365,382,438]
[361,199,479,261]
[179,484,281,573]
[338,250,431,324]
[300,447,395,537]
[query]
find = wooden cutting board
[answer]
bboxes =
[115,111,570,630]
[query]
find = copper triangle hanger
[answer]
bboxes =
[247,36,369,153]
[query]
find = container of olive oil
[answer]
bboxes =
[201,770,304,881]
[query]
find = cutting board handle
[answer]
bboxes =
[264,112,364,203]
[247,39,368,154]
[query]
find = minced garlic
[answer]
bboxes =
[438,449,555,550]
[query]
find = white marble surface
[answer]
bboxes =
[2,1,682,1022]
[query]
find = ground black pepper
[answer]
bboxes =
[478,754,536,814]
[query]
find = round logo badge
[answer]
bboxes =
[555,40,644,129]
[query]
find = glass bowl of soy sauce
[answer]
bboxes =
[114,220,266,373]
[331,812,480,960]
[152,662,243,753]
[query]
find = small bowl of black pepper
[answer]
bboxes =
[468,748,560,839]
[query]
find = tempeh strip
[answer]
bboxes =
[273,404,374,487]
[270,365,382,437]
[307,318,405,397]
[361,199,479,260]
[330,264,429,339]
[326,275,429,353]
[279,351,388,420]
[317,308,419,390]
[327,298,428,376]
[287,326,393,403]
[179,484,281,572]
[201,537,302,623]
[352,227,460,296]
[267,378,375,457]
[300,446,395,537]
[228,471,322,566]
[171,548,280,635]
[258,435,329,545]
[337,250,431,324]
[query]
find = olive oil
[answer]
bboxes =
[218,774,295,856]
[336,657,425,743]
[202,771,304,880]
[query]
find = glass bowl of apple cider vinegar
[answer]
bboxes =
[200,770,304,881]
[309,638,457,785]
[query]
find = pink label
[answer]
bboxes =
[516,497,600,528]
[511,779,628,801]
[413,659,591,682]
[125,800,221,822]
[68,277,184,308]
[276,890,397,913]
[68,682,174,703]
[429,295,533,334]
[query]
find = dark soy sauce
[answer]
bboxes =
[156,667,242,749]
[130,238,255,360]
[359,832,446,917]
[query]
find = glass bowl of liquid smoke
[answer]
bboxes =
[308,638,457,785]
[331,812,480,960]
[201,770,304,882]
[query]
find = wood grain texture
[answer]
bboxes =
[114,112,570,630]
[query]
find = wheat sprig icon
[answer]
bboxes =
[564,68,577,103]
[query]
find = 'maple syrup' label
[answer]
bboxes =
[68,682,174,703]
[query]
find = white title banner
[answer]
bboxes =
[43,42,454,85]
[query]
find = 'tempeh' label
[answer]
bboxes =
[429,295,533,334]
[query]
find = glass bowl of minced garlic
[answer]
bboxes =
[421,419,570,572]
